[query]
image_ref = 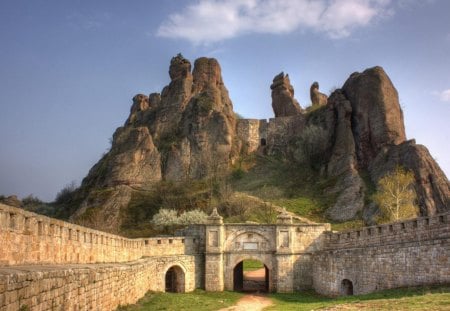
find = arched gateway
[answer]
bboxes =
[203,208,330,293]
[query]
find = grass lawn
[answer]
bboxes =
[267,285,450,310]
[117,290,243,311]
[118,286,450,311]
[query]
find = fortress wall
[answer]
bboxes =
[0,204,197,266]
[312,213,450,296]
[0,255,200,311]
[236,115,306,156]
[235,119,267,153]
[266,115,304,155]
[292,224,331,253]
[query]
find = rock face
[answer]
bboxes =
[73,55,237,232]
[342,67,406,168]
[271,72,302,117]
[325,91,365,221]
[370,140,450,215]
[321,66,449,221]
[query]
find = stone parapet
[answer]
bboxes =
[0,204,199,266]
[322,213,450,250]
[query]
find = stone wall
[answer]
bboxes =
[235,115,304,156]
[0,203,204,310]
[0,255,199,311]
[312,213,450,296]
[0,204,198,266]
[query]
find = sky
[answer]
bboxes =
[0,0,449,202]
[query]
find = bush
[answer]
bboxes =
[152,209,179,227]
[179,210,208,225]
[55,181,78,204]
[295,124,328,168]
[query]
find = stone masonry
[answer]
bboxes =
[1,203,450,310]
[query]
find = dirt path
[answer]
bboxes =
[218,294,273,311]
[218,268,272,311]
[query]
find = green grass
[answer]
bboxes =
[266,285,450,310]
[116,290,243,311]
[243,259,264,271]
[117,286,450,311]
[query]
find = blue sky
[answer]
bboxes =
[0,0,449,201]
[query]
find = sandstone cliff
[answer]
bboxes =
[68,56,449,233]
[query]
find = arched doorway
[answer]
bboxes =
[341,279,354,296]
[233,259,269,292]
[165,266,185,293]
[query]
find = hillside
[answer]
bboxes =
[41,54,449,236]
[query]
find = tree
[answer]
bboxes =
[372,166,418,223]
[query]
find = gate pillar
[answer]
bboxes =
[205,208,225,291]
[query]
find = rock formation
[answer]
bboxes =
[369,140,450,215]
[310,82,328,106]
[321,66,448,221]
[271,72,302,117]
[325,91,365,221]
[72,54,237,232]
[69,56,449,232]
[342,67,406,167]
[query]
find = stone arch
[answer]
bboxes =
[231,256,270,292]
[341,279,354,296]
[225,253,274,292]
[163,263,187,293]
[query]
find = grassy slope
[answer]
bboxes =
[230,154,364,230]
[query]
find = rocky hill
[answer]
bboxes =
[60,54,448,235]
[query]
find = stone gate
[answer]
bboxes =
[203,208,330,292]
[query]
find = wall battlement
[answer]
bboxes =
[324,213,450,250]
[0,203,199,266]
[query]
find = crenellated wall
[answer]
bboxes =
[0,203,198,266]
[0,203,203,311]
[312,213,450,296]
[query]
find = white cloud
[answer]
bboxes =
[157,0,393,44]
[439,89,450,102]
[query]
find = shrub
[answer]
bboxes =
[55,181,78,204]
[295,124,328,168]
[178,209,208,225]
